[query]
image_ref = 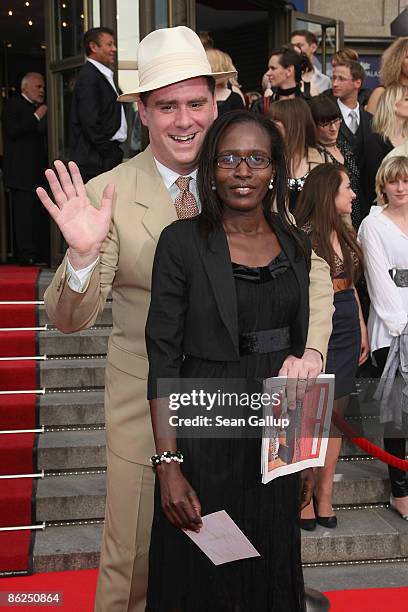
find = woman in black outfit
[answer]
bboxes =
[309,95,364,228]
[145,110,317,611]
[253,47,311,115]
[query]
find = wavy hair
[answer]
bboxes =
[197,109,305,258]
[380,37,408,87]
[372,84,408,141]
[295,164,363,282]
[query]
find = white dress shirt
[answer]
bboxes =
[66,158,199,292]
[337,98,360,132]
[154,158,199,209]
[87,58,127,142]
[358,206,408,352]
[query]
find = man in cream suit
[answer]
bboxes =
[37,27,334,612]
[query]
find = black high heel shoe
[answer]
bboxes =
[315,497,337,528]
[300,517,317,531]
[300,497,317,531]
[316,514,337,528]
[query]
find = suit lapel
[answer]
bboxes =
[133,148,178,241]
[199,226,239,355]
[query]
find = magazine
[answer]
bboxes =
[261,374,334,483]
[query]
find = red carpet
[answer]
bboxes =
[0,331,37,357]
[0,304,36,328]
[327,586,408,611]
[0,572,406,612]
[0,433,35,476]
[0,569,98,610]
[0,532,33,575]
[0,266,39,300]
[0,265,40,575]
[0,394,36,430]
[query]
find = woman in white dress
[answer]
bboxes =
[358,155,408,520]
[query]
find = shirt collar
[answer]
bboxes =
[21,93,35,105]
[337,97,359,116]
[87,57,114,80]
[154,157,198,190]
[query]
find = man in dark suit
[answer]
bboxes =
[2,72,49,265]
[70,27,127,182]
[332,59,372,170]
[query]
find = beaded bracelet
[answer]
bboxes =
[150,450,184,467]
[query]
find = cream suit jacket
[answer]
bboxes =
[44,146,334,464]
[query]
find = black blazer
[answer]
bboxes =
[69,61,123,175]
[146,216,312,399]
[361,132,394,211]
[338,106,372,170]
[1,94,47,191]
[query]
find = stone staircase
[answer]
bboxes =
[31,271,408,588]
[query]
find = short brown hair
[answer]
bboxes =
[334,59,365,88]
[332,49,359,65]
[290,29,318,46]
[83,27,114,56]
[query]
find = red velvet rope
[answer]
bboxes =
[332,412,408,471]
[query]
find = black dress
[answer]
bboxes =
[146,251,305,612]
[362,133,394,211]
[216,91,245,116]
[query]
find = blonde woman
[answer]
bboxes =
[358,156,408,521]
[363,85,408,206]
[205,48,245,114]
[367,37,408,114]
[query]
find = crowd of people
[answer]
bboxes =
[5,23,407,612]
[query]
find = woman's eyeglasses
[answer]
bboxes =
[317,118,342,129]
[215,154,272,169]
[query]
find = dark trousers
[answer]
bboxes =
[11,188,50,263]
[373,347,408,497]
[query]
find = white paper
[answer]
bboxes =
[183,510,260,565]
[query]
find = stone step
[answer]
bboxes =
[39,328,110,356]
[35,474,106,521]
[303,561,408,592]
[40,391,105,426]
[32,455,389,525]
[38,302,112,326]
[32,505,408,573]
[301,506,408,564]
[333,459,389,504]
[37,430,106,470]
[39,357,106,389]
[33,523,102,572]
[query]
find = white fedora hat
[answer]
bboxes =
[118,26,236,102]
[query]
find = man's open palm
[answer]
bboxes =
[36,160,114,263]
